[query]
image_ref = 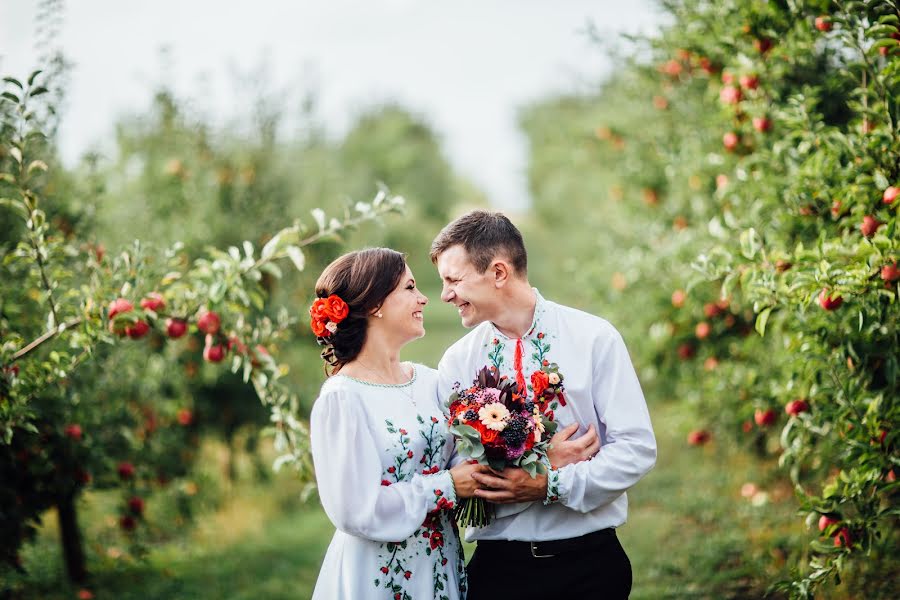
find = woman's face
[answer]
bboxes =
[376,264,429,342]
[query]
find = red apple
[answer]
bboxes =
[881,262,900,282]
[677,343,696,360]
[716,174,729,190]
[834,527,852,548]
[119,515,137,531]
[814,17,832,32]
[818,289,843,311]
[754,408,777,427]
[197,310,221,335]
[695,321,711,339]
[687,430,711,446]
[830,200,843,217]
[127,496,145,517]
[125,320,150,339]
[704,302,723,318]
[754,38,773,54]
[752,116,772,132]
[720,85,742,104]
[139,292,165,312]
[108,298,134,320]
[785,399,810,416]
[662,59,682,77]
[860,215,881,237]
[64,424,82,441]
[117,462,135,480]
[883,186,898,205]
[739,74,759,90]
[177,408,193,426]
[698,57,717,74]
[671,290,687,308]
[165,318,188,338]
[203,335,226,363]
[742,420,754,433]
[818,514,840,532]
[721,72,735,85]
[723,132,739,151]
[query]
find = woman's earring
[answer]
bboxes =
[376,312,383,318]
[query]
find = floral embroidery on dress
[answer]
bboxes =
[374,417,465,599]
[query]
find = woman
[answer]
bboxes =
[309,248,482,600]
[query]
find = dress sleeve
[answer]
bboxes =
[550,326,657,513]
[311,388,457,542]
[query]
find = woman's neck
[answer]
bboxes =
[341,339,409,384]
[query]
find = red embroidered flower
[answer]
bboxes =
[399,428,407,435]
[381,566,389,574]
[434,489,443,497]
[431,416,439,423]
[531,370,550,398]
[404,570,412,580]
[537,332,545,339]
[381,479,391,486]
[387,466,396,473]
[430,531,444,549]
[407,450,414,458]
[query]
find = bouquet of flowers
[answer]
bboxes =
[446,365,561,526]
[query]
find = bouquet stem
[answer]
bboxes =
[454,497,494,528]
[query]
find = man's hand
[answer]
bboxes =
[547,423,600,468]
[471,468,548,503]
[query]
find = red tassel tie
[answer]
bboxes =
[514,338,527,393]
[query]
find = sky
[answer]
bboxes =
[0,0,664,211]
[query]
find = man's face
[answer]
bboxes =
[435,245,501,328]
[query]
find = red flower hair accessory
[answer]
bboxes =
[310,294,350,337]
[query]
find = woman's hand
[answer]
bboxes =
[449,461,491,499]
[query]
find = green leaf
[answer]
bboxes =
[286,246,305,272]
[26,71,42,86]
[28,86,49,98]
[3,77,23,89]
[1,91,20,104]
[755,306,773,336]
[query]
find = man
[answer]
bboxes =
[432,210,656,600]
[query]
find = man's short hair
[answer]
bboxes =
[430,210,527,276]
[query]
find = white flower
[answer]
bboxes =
[478,402,510,431]
[325,321,338,333]
[548,372,560,385]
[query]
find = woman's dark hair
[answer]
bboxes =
[314,248,406,373]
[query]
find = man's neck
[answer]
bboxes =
[491,285,537,339]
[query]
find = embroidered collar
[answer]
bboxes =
[489,288,547,341]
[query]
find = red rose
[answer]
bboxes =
[531,371,550,398]
[407,450,414,458]
[404,571,412,580]
[430,531,444,549]
[310,316,329,337]
[309,298,330,321]
[387,466,396,473]
[323,295,349,321]
[481,428,499,444]
[381,567,389,574]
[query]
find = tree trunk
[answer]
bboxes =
[57,493,87,584]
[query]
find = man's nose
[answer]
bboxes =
[440,284,453,303]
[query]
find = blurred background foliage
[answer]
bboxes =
[3,0,899,599]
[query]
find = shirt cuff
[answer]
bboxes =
[423,469,457,512]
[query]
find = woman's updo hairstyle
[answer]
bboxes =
[313,248,406,373]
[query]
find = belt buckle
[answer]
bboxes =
[530,541,554,559]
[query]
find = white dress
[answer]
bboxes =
[310,363,467,600]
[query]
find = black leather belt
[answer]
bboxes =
[477,528,616,559]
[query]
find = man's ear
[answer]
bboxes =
[492,260,512,288]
